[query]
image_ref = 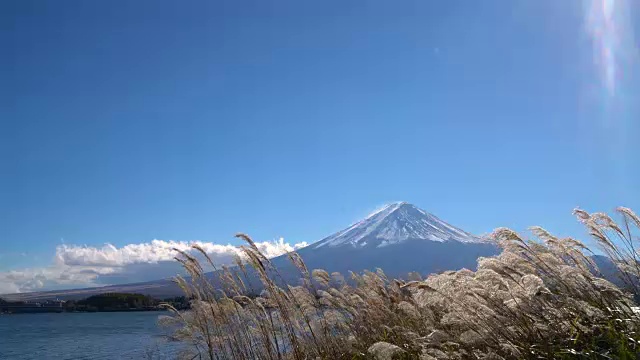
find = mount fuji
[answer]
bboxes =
[313,202,482,249]
[272,202,498,279]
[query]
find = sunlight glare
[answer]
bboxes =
[585,0,636,98]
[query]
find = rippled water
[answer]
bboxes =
[0,311,179,359]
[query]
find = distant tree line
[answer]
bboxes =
[1,294,191,314]
[0,297,24,305]
[64,293,192,312]
[68,293,158,311]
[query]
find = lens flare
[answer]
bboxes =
[585,0,637,98]
[584,0,638,197]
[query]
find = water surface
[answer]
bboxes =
[0,311,178,359]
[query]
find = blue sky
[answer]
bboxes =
[1,0,639,292]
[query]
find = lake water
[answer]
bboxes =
[0,311,180,359]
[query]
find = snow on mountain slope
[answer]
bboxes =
[313,202,481,249]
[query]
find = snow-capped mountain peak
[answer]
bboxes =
[313,202,480,249]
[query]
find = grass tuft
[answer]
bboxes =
[161,207,640,359]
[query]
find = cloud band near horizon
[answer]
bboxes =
[0,238,308,295]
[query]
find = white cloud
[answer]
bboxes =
[0,281,20,295]
[0,238,308,295]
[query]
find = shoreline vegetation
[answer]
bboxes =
[159,207,640,359]
[0,293,189,314]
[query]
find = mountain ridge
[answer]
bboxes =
[278,202,497,281]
